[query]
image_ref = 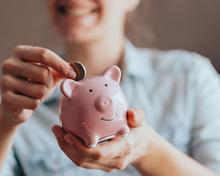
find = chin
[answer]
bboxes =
[61,26,102,44]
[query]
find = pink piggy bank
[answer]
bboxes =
[59,65,130,147]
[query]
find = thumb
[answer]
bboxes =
[126,108,145,128]
[52,69,64,83]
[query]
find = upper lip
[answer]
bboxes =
[56,0,99,12]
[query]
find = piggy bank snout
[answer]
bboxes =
[94,95,113,113]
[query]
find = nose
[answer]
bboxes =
[94,95,113,113]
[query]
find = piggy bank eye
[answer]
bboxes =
[89,89,93,92]
[105,84,108,87]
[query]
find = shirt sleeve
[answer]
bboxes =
[1,148,19,176]
[189,54,220,173]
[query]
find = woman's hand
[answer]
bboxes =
[53,108,220,176]
[0,45,76,127]
[52,109,153,173]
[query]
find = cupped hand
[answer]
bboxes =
[52,109,151,173]
[0,45,76,126]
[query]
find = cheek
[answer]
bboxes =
[100,0,127,23]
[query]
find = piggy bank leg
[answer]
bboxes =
[84,135,99,148]
[118,125,130,136]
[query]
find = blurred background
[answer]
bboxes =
[0,0,219,72]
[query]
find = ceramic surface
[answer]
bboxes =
[59,65,129,147]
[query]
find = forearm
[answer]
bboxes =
[0,113,18,170]
[133,130,218,176]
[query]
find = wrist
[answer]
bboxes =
[133,130,218,176]
[132,128,168,176]
[0,107,19,170]
[0,108,20,133]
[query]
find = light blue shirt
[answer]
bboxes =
[2,42,220,176]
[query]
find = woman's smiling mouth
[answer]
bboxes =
[56,1,99,17]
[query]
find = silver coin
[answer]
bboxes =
[70,61,86,81]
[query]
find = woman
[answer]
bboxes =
[1,0,220,175]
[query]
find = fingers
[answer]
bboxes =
[127,108,145,128]
[63,133,100,160]
[61,132,131,171]
[14,45,76,79]
[1,57,54,120]
[52,126,87,159]
[1,90,40,111]
[63,131,132,161]
[95,135,133,160]
[1,75,47,99]
[52,126,117,172]
[52,126,80,161]
[2,58,53,86]
[52,125,67,147]
[52,108,147,173]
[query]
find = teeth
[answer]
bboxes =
[70,9,91,17]
[57,3,98,17]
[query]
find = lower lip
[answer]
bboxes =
[57,9,99,27]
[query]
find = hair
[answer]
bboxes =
[125,0,156,48]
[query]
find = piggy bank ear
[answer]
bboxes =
[60,79,79,99]
[103,65,121,83]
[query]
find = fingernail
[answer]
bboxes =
[52,126,61,138]
[68,70,76,79]
[64,134,73,145]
